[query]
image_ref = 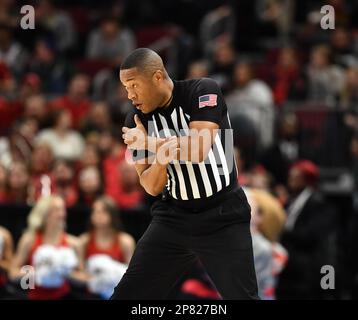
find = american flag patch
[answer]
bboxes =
[198,94,217,108]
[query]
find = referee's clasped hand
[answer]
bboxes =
[156,136,179,165]
[122,114,148,150]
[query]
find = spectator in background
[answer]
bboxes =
[28,39,73,95]
[235,147,252,187]
[51,159,78,208]
[0,23,28,79]
[79,196,135,298]
[199,5,236,59]
[0,61,16,100]
[107,83,133,125]
[5,161,30,204]
[250,188,287,244]
[0,225,13,299]
[30,143,54,180]
[306,45,345,106]
[226,61,275,151]
[77,166,102,208]
[97,128,125,157]
[0,125,26,169]
[0,0,18,28]
[339,67,358,111]
[329,27,357,66]
[35,0,77,54]
[255,0,295,42]
[79,143,101,170]
[18,73,42,103]
[276,160,336,299]
[245,187,288,300]
[270,47,306,106]
[99,129,126,169]
[10,195,83,300]
[81,101,112,138]
[28,143,54,202]
[23,94,50,130]
[326,0,351,27]
[245,188,275,300]
[0,117,38,169]
[209,40,236,93]
[248,165,273,192]
[186,60,210,80]
[14,117,39,158]
[0,164,7,202]
[80,196,135,265]
[104,148,144,210]
[0,62,17,133]
[2,76,44,134]
[51,73,91,129]
[86,16,136,66]
[36,108,85,162]
[261,112,301,186]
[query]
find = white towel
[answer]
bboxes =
[32,244,78,288]
[86,254,128,299]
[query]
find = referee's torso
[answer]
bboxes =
[125,77,239,210]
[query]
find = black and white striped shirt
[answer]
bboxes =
[125,78,238,207]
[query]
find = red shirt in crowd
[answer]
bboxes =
[51,96,91,129]
[29,173,78,207]
[28,232,71,300]
[85,231,125,263]
[103,148,143,210]
[0,99,23,135]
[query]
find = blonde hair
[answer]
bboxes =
[249,189,286,242]
[27,195,64,233]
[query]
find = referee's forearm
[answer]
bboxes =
[148,135,210,163]
[147,136,166,153]
[139,160,168,196]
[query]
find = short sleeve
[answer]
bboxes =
[123,109,154,161]
[189,78,226,125]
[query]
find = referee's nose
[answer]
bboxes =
[127,89,136,101]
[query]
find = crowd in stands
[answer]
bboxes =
[1,0,358,299]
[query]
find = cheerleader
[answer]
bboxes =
[10,195,83,299]
[0,225,13,298]
[79,196,135,299]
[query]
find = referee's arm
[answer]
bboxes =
[131,120,217,163]
[123,114,219,164]
[131,138,179,196]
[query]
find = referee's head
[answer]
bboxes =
[119,48,173,114]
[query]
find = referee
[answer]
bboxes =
[110,48,259,300]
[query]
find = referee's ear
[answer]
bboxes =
[153,69,165,83]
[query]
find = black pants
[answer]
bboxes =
[110,187,259,300]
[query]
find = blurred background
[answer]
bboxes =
[1,0,358,300]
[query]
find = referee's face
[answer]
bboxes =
[120,68,162,114]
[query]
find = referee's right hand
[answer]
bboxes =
[156,137,179,166]
[122,115,148,150]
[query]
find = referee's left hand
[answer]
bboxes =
[122,114,148,150]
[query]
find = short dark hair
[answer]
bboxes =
[121,48,153,70]
[120,48,165,76]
